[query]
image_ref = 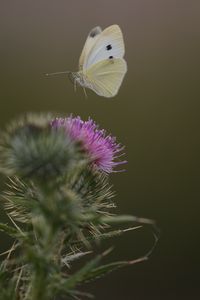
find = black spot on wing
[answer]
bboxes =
[106,44,112,50]
[89,26,102,38]
[109,56,113,59]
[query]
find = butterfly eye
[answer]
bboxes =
[106,44,112,50]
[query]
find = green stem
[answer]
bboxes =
[28,215,56,300]
[30,270,48,300]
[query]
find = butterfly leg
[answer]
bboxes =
[74,79,77,93]
[83,86,88,99]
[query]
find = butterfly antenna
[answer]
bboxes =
[45,71,71,77]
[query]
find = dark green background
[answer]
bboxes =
[0,1,200,299]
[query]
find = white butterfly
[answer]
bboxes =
[46,25,127,98]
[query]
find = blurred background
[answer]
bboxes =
[0,1,200,299]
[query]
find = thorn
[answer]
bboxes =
[7,214,25,236]
[102,247,114,257]
[128,256,148,265]
[122,225,143,232]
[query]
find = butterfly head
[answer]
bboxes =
[68,72,86,87]
[68,72,77,84]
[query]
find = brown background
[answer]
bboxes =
[0,1,200,299]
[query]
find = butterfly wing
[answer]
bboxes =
[82,24,125,70]
[84,58,127,97]
[79,26,102,70]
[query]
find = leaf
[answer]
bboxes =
[71,226,142,249]
[83,261,129,282]
[85,255,150,283]
[0,223,18,237]
[0,270,16,300]
[61,255,102,290]
[62,251,92,268]
[59,249,112,291]
[0,219,31,244]
[101,214,155,225]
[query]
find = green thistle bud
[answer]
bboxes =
[0,114,83,180]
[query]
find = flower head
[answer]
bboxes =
[0,114,79,179]
[51,116,126,173]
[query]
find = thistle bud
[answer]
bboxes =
[0,114,82,180]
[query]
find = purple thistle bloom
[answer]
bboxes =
[51,116,126,173]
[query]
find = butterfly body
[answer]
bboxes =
[69,72,89,89]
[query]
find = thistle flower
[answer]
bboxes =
[51,116,126,173]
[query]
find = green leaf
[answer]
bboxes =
[59,249,112,292]
[71,226,142,249]
[0,270,16,300]
[60,254,102,291]
[82,255,149,283]
[83,261,129,282]
[101,214,155,225]
[62,251,92,268]
[0,223,18,237]
[66,255,148,284]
